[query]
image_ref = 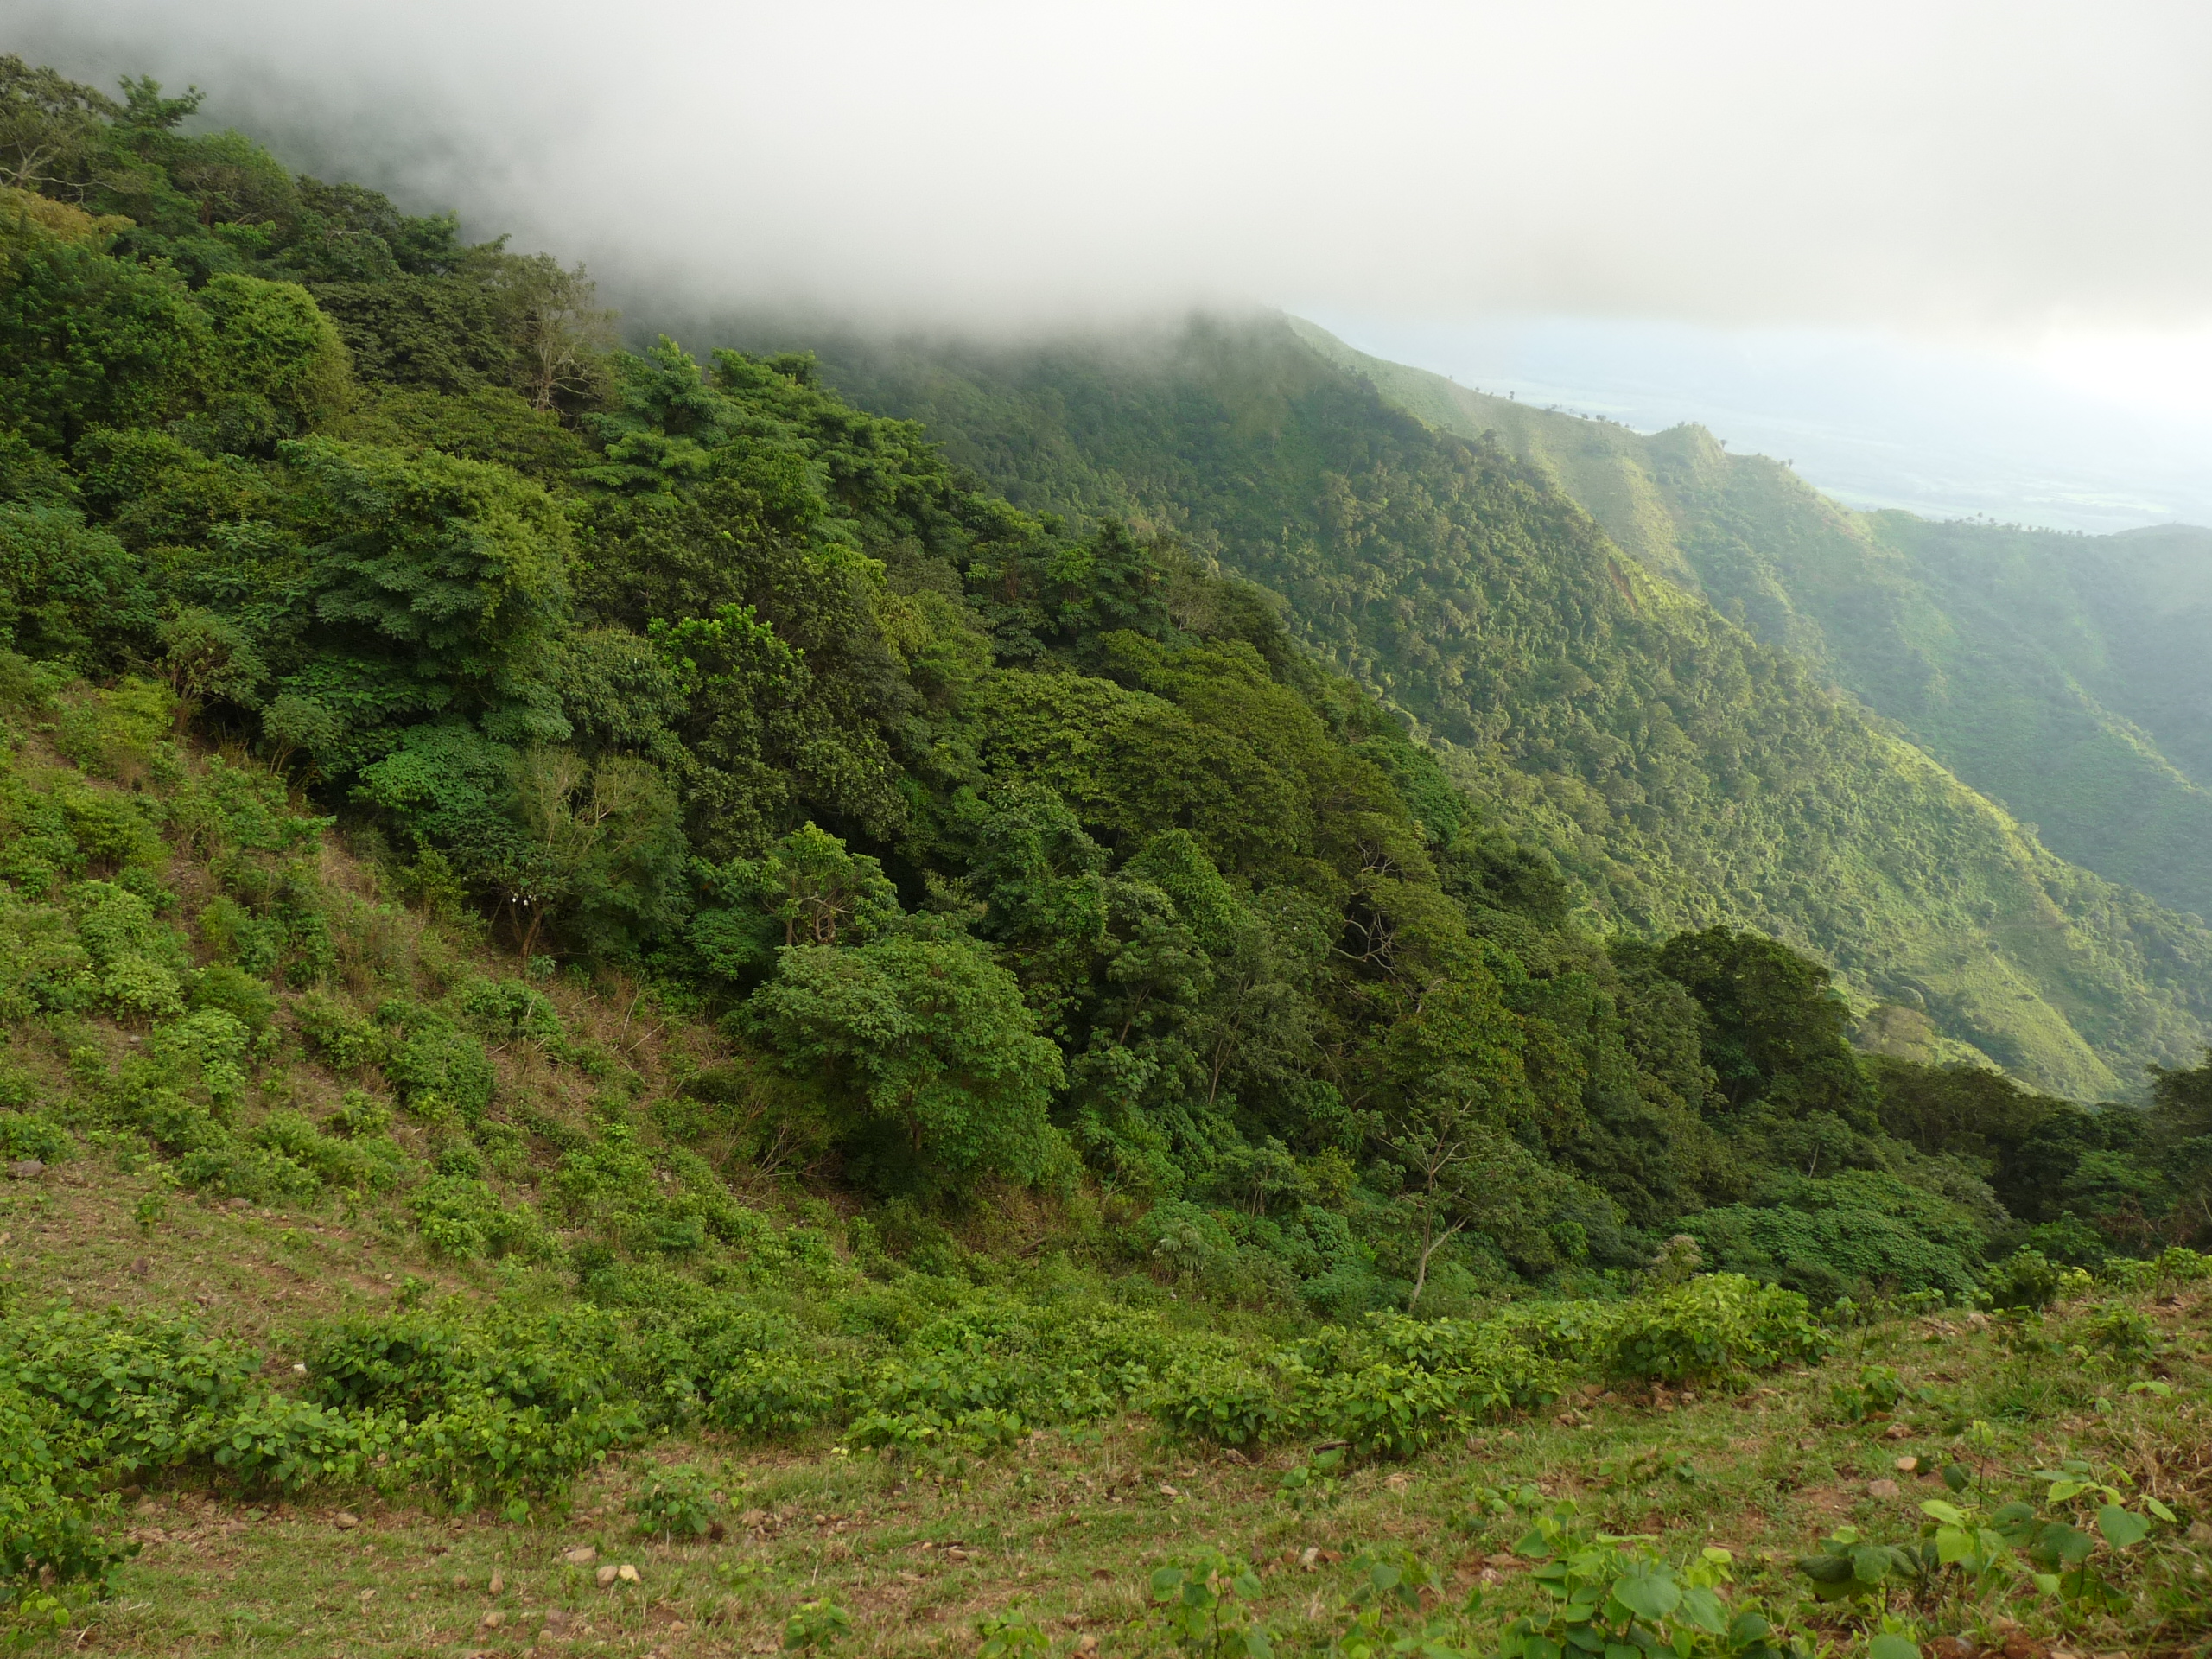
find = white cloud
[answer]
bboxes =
[8,0,2211,337]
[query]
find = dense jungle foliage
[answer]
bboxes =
[2,57,2210,1312]
[2,56,2212,1658]
[1290,323,2212,950]
[760,317,2212,1103]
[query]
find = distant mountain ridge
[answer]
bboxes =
[1288,319,2212,925]
[712,311,2212,1099]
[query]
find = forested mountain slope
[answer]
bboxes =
[11,58,2212,1659]
[1289,321,2212,925]
[4,46,2211,1325]
[736,315,2212,1097]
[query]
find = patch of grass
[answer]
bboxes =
[7,1192,2203,1659]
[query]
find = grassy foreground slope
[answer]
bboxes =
[22,1221,2212,1659]
[1,658,2206,1658]
[10,1058,2212,1658]
[1287,321,2212,927]
[760,316,2212,1096]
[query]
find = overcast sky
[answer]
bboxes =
[10,0,2209,524]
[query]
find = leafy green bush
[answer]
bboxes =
[0,1109,73,1163]
[381,1009,496,1126]
[1826,1364,1928,1424]
[2072,1302,2162,1363]
[626,1460,727,1540]
[292,992,384,1071]
[0,1383,137,1624]
[1357,1313,1571,1415]
[457,977,565,1046]
[410,1174,550,1261]
[248,1109,404,1192]
[69,880,185,1020]
[706,1351,842,1439]
[782,1596,851,1653]
[394,1392,640,1521]
[2101,1245,2210,1294]
[1144,1548,1273,1659]
[1607,1274,1827,1384]
[1301,1361,1467,1458]
[1497,1493,1793,1659]
[1147,1355,1282,1446]
[325,1088,393,1138]
[187,962,276,1034]
[202,1393,391,1489]
[0,1306,388,1496]
[1985,1248,2065,1312]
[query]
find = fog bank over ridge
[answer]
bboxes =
[12,0,2211,531]
[10,0,2212,335]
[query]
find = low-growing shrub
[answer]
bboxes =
[1147,1354,1282,1446]
[2101,1246,2210,1294]
[458,977,565,1046]
[410,1175,550,1261]
[293,992,384,1071]
[1826,1363,1929,1424]
[1986,1248,2065,1312]
[394,1392,640,1520]
[707,1351,842,1440]
[0,1109,73,1164]
[325,1089,393,1138]
[383,1011,496,1127]
[248,1109,405,1192]
[626,1460,728,1540]
[1608,1274,1827,1384]
[1300,1360,1467,1458]
[187,963,276,1034]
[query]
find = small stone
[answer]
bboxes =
[616,1564,640,1584]
[1882,1422,1911,1440]
[564,1546,598,1567]
[594,1565,619,1588]
[6,1159,43,1180]
[488,1573,504,1595]
[1867,1478,1901,1498]
[1076,1638,1099,1656]
[1895,1455,1920,1473]
[228,1196,251,1209]
[333,1512,360,1530]
[481,1611,504,1630]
